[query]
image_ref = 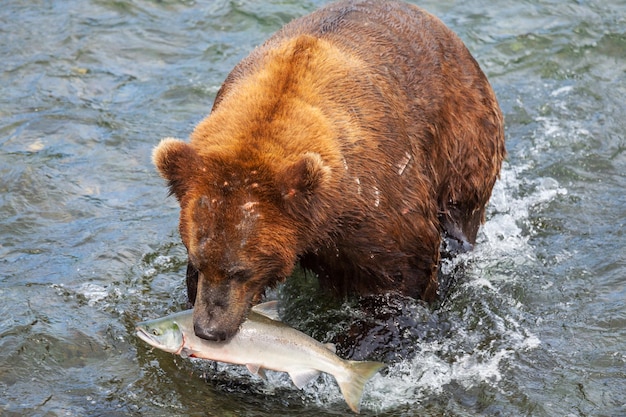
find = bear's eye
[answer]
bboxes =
[230,270,251,283]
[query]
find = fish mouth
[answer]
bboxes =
[135,326,164,348]
[135,327,159,347]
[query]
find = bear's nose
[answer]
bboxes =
[193,322,230,342]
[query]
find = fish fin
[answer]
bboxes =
[337,360,386,413]
[246,364,267,380]
[251,300,280,321]
[288,368,321,389]
[324,343,337,353]
[180,348,196,359]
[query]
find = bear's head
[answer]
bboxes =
[152,138,332,341]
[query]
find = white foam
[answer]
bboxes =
[77,282,109,306]
[362,310,541,412]
[476,160,567,265]
[550,85,574,97]
[365,343,510,411]
[142,255,176,278]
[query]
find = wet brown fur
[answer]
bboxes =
[153,0,505,341]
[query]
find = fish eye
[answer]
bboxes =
[151,329,161,336]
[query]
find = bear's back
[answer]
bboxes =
[216,0,469,113]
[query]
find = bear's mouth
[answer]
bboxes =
[193,304,250,341]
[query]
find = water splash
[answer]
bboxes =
[480,160,567,261]
[297,160,563,412]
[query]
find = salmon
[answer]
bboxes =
[136,302,385,413]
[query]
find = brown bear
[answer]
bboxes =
[153,0,505,342]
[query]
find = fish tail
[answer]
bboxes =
[337,360,386,413]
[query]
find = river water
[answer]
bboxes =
[1,0,625,416]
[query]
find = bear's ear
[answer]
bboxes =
[152,137,202,201]
[279,152,331,200]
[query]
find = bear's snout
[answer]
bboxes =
[191,273,254,341]
[193,320,232,342]
[192,301,245,342]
